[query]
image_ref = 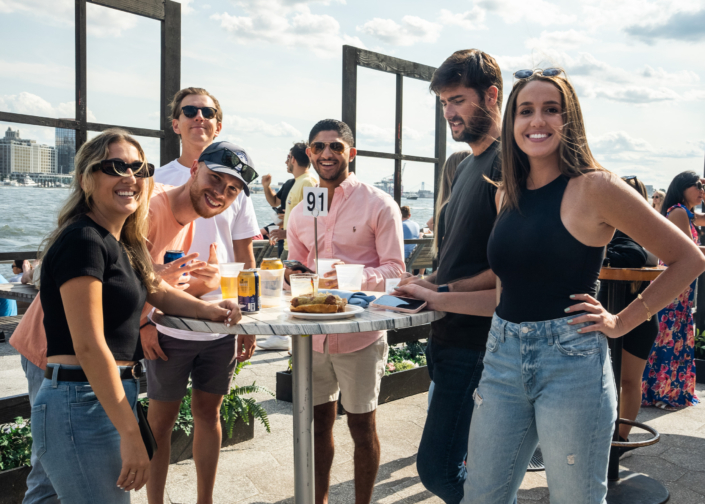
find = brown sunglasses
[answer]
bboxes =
[310,141,348,155]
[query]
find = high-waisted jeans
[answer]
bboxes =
[31,364,140,504]
[461,314,617,504]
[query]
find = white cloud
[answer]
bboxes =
[525,30,593,50]
[358,16,442,46]
[478,0,576,26]
[587,85,681,104]
[211,1,364,58]
[0,92,96,121]
[590,131,704,162]
[356,123,427,144]
[580,0,703,33]
[173,0,195,15]
[438,7,486,30]
[0,0,138,37]
[223,115,301,138]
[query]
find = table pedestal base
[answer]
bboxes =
[292,334,315,504]
[607,470,669,504]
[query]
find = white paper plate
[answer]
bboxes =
[285,304,365,320]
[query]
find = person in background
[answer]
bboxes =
[596,176,658,453]
[432,150,472,259]
[642,171,705,410]
[0,272,18,316]
[31,129,241,504]
[285,119,405,504]
[651,189,665,213]
[9,259,24,282]
[261,147,297,255]
[398,49,503,504]
[397,68,705,504]
[401,205,421,259]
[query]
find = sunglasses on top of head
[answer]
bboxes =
[180,105,218,120]
[513,68,564,82]
[201,149,259,184]
[309,141,348,155]
[94,159,155,178]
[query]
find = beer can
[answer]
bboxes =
[238,269,261,313]
[164,250,185,264]
[260,258,283,270]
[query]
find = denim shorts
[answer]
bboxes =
[461,314,617,504]
[32,364,140,504]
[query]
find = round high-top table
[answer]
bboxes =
[0,283,38,302]
[599,267,668,504]
[153,296,444,504]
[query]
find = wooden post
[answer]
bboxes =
[433,94,446,218]
[161,0,181,166]
[342,46,358,174]
[394,74,403,205]
[75,0,88,151]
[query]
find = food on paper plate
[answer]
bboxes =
[290,293,347,313]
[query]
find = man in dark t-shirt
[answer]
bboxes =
[398,49,504,504]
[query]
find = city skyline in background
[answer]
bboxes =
[1,0,704,193]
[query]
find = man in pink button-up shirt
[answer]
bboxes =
[286,119,405,504]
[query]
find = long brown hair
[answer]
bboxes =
[433,150,472,255]
[500,69,607,210]
[40,129,158,292]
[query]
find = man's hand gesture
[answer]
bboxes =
[261,174,272,188]
[190,243,221,293]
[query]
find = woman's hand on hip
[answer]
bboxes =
[565,293,626,338]
[117,432,150,491]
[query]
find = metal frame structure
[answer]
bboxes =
[342,45,446,206]
[0,0,181,167]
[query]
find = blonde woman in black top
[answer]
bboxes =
[33,129,241,503]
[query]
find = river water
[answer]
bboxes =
[0,186,433,278]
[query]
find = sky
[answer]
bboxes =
[1,0,704,193]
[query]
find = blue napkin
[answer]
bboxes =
[319,289,377,308]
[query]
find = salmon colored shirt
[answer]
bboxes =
[286,173,405,354]
[10,184,194,369]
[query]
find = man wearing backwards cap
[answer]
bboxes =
[147,87,261,504]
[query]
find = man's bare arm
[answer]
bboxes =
[397,268,494,293]
[233,238,256,269]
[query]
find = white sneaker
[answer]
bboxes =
[258,335,291,351]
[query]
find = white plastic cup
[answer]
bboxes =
[317,258,341,276]
[260,268,285,307]
[335,264,364,292]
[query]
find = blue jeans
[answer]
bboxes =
[416,338,485,503]
[21,356,60,504]
[462,314,617,504]
[31,365,140,504]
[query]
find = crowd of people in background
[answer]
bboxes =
[5,45,705,504]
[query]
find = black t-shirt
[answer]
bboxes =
[276,178,296,212]
[40,216,147,361]
[432,140,501,349]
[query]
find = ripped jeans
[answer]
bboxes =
[461,314,617,504]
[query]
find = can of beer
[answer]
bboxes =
[164,250,185,264]
[238,269,261,313]
[260,258,283,270]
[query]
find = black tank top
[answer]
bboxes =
[487,175,605,323]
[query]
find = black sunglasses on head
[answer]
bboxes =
[94,159,154,178]
[181,105,218,120]
[513,68,564,80]
[201,149,259,184]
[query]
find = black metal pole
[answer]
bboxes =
[605,280,626,481]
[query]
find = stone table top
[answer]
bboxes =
[0,283,38,302]
[152,295,445,336]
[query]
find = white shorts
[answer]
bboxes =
[312,336,388,414]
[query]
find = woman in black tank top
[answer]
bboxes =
[397,70,705,504]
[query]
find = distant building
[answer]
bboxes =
[0,127,56,175]
[55,124,76,174]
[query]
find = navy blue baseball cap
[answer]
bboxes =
[198,141,258,196]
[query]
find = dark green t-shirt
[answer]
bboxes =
[432,140,501,349]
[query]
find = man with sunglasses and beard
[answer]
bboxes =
[395,50,505,504]
[147,87,260,504]
[284,119,405,504]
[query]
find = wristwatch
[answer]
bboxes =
[437,284,450,293]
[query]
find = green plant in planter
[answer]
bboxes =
[695,328,705,360]
[385,341,427,375]
[139,361,274,439]
[0,417,32,471]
